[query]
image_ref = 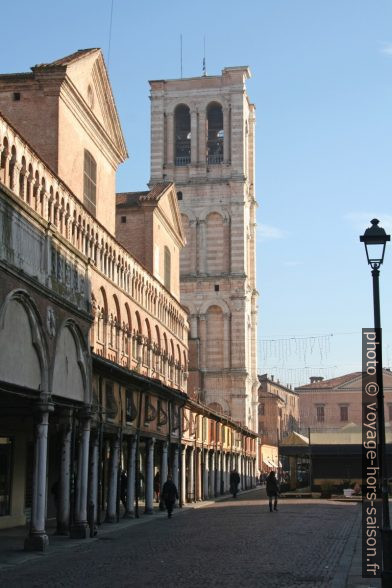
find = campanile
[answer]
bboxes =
[149,67,258,431]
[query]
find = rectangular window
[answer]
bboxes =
[258,403,265,416]
[389,405,392,421]
[121,216,126,224]
[0,437,13,516]
[316,405,325,423]
[83,150,97,216]
[340,406,348,422]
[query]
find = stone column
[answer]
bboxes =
[215,452,221,496]
[221,452,226,493]
[198,110,207,164]
[56,409,73,535]
[71,409,91,538]
[160,441,169,491]
[145,438,155,514]
[223,314,231,369]
[210,452,216,498]
[88,428,99,524]
[203,449,209,499]
[172,445,179,500]
[191,110,198,164]
[125,436,136,517]
[25,401,54,551]
[223,106,230,163]
[237,455,242,490]
[198,220,207,274]
[166,112,174,166]
[196,449,202,501]
[199,314,207,372]
[180,445,187,505]
[187,447,195,502]
[106,433,120,523]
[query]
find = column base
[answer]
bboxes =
[24,532,49,552]
[70,522,89,539]
[123,510,135,519]
[144,507,154,514]
[105,513,117,523]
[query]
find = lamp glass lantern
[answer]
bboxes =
[360,218,390,268]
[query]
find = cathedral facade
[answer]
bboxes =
[149,67,259,431]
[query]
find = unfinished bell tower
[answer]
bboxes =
[149,67,258,431]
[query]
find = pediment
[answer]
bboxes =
[64,50,127,161]
[156,185,186,247]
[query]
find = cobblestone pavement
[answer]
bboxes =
[0,490,359,588]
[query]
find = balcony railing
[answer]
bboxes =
[207,154,223,165]
[175,156,190,167]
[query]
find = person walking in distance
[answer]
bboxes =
[266,471,279,512]
[230,469,240,499]
[161,474,178,519]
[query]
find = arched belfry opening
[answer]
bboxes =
[207,103,223,164]
[174,104,191,166]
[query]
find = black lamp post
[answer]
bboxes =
[360,218,391,584]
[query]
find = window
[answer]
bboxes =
[340,405,348,422]
[83,150,97,216]
[121,216,126,224]
[207,103,224,164]
[214,284,219,292]
[389,404,392,421]
[13,92,20,101]
[316,405,325,423]
[164,246,171,290]
[177,191,183,200]
[258,403,265,416]
[174,105,191,166]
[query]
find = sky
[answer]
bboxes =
[1,0,392,386]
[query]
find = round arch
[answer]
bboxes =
[52,319,91,404]
[0,289,49,392]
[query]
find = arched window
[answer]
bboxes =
[174,105,191,166]
[83,150,97,216]
[164,246,171,290]
[207,103,223,164]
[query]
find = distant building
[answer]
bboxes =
[258,374,300,445]
[296,371,392,431]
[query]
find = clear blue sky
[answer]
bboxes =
[2,1,392,386]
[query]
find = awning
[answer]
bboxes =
[263,458,276,468]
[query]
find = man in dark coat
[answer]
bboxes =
[266,471,279,512]
[229,469,240,498]
[161,474,178,518]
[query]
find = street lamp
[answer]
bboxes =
[360,218,391,584]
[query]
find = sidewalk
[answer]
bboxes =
[0,487,258,571]
[332,504,381,588]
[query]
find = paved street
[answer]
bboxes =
[0,489,359,588]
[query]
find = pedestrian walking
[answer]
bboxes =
[120,470,127,509]
[154,471,161,503]
[229,469,240,498]
[266,470,279,512]
[161,474,178,518]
